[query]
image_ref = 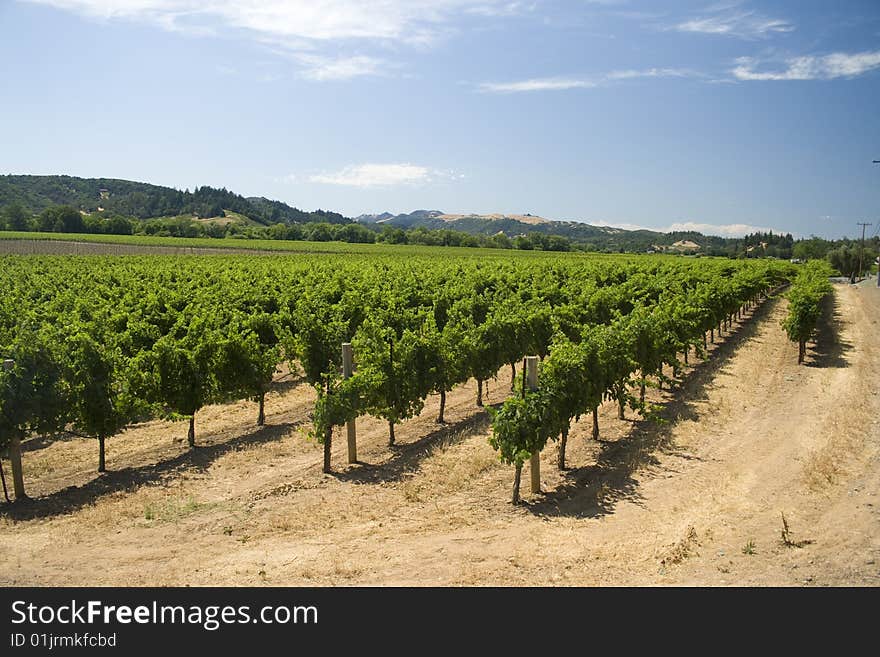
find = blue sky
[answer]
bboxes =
[1,1,879,238]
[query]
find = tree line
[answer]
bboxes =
[0,204,576,251]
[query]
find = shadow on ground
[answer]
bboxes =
[1,419,302,522]
[521,294,782,520]
[806,288,852,369]
[330,411,492,485]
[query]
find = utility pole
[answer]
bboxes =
[874,161,879,285]
[857,222,871,282]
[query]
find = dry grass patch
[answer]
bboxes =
[803,446,844,491]
[400,430,501,503]
[142,495,217,523]
[659,525,700,566]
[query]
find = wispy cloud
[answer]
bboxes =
[605,68,695,80]
[479,77,596,93]
[465,1,536,17]
[25,0,526,80]
[479,68,695,93]
[307,163,453,188]
[732,50,880,81]
[670,3,794,39]
[293,54,386,81]
[25,1,526,42]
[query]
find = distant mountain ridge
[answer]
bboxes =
[356,209,730,252]
[358,210,552,226]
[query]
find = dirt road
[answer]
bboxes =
[1,283,878,586]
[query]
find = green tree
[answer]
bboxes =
[827,245,859,281]
[2,203,30,231]
[38,205,85,233]
[104,215,134,235]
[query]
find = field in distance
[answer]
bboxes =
[0,230,610,257]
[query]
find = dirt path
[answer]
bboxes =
[1,283,878,586]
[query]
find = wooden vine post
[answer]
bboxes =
[1,359,25,500]
[0,360,11,502]
[526,356,540,494]
[342,342,357,463]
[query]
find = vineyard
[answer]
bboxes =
[0,252,804,505]
[2,248,878,587]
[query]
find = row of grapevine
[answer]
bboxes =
[781,260,835,364]
[0,253,795,502]
[488,266,785,503]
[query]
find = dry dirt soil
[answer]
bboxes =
[2,282,878,586]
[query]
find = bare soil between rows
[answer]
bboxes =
[2,283,878,586]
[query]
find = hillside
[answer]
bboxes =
[0,175,797,256]
[0,175,347,226]
[356,210,731,252]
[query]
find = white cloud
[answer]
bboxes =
[592,220,779,238]
[479,68,695,93]
[732,51,880,81]
[671,5,793,39]
[590,220,655,232]
[665,221,777,237]
[479,77,596,93]
[307,163,441,187]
